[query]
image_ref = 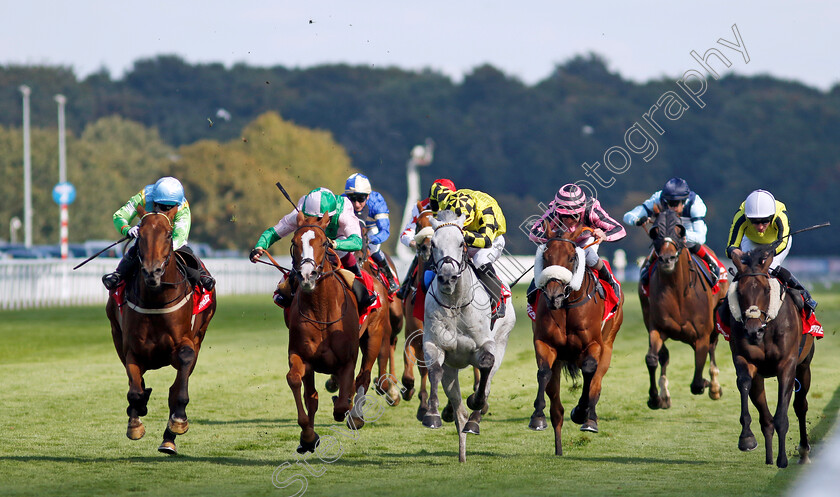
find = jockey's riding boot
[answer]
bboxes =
[771,266,818,314]
[598,262,621,299]
[701,252,719,286]
[396,256,418,300]
[526,279,538,306]
[199,268,215,291]
[273,277,294,308]
[477,263,504,319]
[102,250,137,290]
[381,263,400,294]
[352,279,377,315]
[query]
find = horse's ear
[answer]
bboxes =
[759,251,774,273]
[166,205,178,222]
[456,214,467,227]
[319,213,331,229]
[732,253,748,274]
[296,210,305,226]
[543,218,556,240]
[136,203,147,217]
[429,214,441,230]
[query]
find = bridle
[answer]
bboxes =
[541,236,595,309]
[432,222,468,277]
[733,271,774,330]
[290,223,336,283]
[132,212,188,307]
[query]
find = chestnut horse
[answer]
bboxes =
[528,224,623,456]
[642,209,729,408]
[728,247,814,468]
[106,204,216,455]
[286,212,385,453]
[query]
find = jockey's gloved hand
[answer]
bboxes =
[328,239,338,249]
[127,226,140,238]
[635,216,648,226]
[249,247,263,263]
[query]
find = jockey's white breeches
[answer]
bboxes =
[740,236,792,269]
[469,235,505,267]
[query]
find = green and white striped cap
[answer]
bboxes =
[301,188,338,218]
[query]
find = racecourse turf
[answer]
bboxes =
[1,284,838,497]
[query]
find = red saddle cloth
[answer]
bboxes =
[526,264,620,323]
[715,309,824,341]
[413,279,510,322]
[358,270,383,326]
[192,285,214,314]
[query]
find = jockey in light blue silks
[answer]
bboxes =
[102,176,215,292]
[343,173,400,293]
[623,177,722,290]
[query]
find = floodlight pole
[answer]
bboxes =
[396,138,434,261]
[19,85,32,248]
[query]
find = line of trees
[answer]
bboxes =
[1,54,838,257]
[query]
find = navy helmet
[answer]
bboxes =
[661,177,690,202]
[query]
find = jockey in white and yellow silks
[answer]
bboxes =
[102,176,215,292]
[248,187,376,313]
[624,177,722,289]
[726,189,817,313]
[429,182,508,319]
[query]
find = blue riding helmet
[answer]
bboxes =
[345,173,372,195]
[151,177,185,205]
[661,177,690,202]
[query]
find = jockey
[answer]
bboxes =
[528,183,625,300]
[726,189,817,313]
[623,177,720,288]
[343,173,399,293]
[430,182,508,319]
[102,177,215,292]
[395,178,456,299]
[249,187,376,314]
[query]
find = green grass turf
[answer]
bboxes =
[0,285,838,497]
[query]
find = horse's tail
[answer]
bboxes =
[559,361,581,388]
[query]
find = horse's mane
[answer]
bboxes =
[435,209,459,223]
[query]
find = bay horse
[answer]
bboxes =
[286,211,385,453]
[527,223,623,456]
[728,247,814,468]
[106,203,216,455]
[642,209,729,409]
[401,209,484,423]
[422,210,515,462]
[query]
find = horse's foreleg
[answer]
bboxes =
[401,326,422,400]
[573,343,602,433]
[467,342,496,411]
[708,330,722,400]
[167,343,196,436]
[690,339,710,396]
[529,340,557,431]
[547,361,564,456]
[287,354,315,452]
[646,330,668,409]
[794,357,813,464]
[421,341,444,429]
[747,375,774,465]
[125,359,150,440]
[441,366,468,462]
[774,365,798,468]
[733,357,759,452]
[334,360,354,424]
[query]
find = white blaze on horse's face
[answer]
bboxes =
[298,229,319,291]
[430,214,467,295]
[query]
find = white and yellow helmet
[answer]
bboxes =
[744,189,776,219]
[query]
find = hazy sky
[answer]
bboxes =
[1,1,837,90]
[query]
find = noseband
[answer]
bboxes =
[291,224,333,283]
[136,213,177,284]
[543,237,580,299]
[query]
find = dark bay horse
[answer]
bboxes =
[728,247,814,468]
[528,224,623,456]
[642,209,729,408]
[106,204,216,455]
[286,212,384,453]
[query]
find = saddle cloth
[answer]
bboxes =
[715,306,824,341]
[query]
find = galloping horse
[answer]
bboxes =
[401,209,484,423]
[527,223,623,456]
[286,212,385,453]
[642,209,729,408]
[422,210,515,462]
[106,204,216,455]
[728,247,814,468]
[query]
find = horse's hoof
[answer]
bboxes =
[441,403,455,423]
[570,406,587,425]
[157,441,177,455]
[647,397,661,410]
[463,421,480,435]
[416,406,428,422]
[403,387,416,401]
[422,414,442,429]
[126,418,145,440]
[709,388,722,400]
[296,434,320,454]
[347,416,365,430]
[167,416,189,435]
[325,377,338,393]
[660,397,671,409]
[691,379,710,395]
[387,387,401,407]
[466,393,483,411]
[580,420,599,433]
[529,415,548,431]
[738,435,758,452]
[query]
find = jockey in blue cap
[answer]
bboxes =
[343,173,400,293]
[102,176,215,291]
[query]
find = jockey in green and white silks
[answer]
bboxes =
[102,177,215,291]
[249,187,376,312]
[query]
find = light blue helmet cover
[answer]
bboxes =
[151,177,185,205]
